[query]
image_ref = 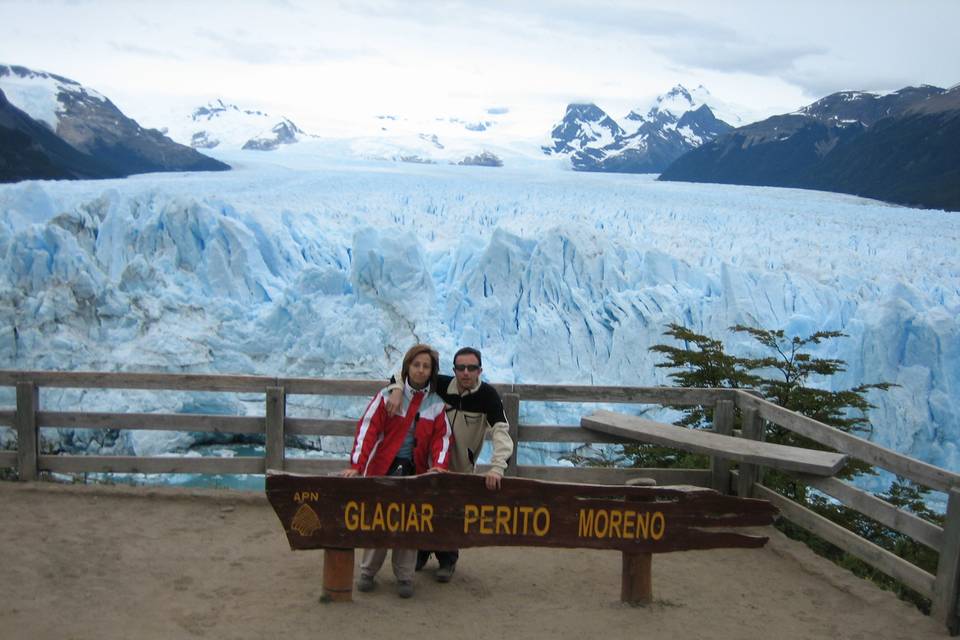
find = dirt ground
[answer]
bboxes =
[0,480,947,640]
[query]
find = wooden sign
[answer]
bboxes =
[266,472,777,554]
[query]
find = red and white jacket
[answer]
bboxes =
[349,381,453,477]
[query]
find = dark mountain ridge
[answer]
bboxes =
[0,88,115,181]
[0,64,229,183]
[659,84,960,211]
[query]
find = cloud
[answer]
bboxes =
[340,0,736,41]
[531,3,739,41]
[109,41,184,61]
[194,28,372,65]
[660,41,827,76]
[783,67,933,102]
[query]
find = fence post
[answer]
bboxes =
[621,491,653,604]
[502,392,520,477]
[15,382,39,481]
[932,488,960,635]
[265,386,286,473]
[321,548,355,603]
[737,407,764,498]
[710,399,733,494]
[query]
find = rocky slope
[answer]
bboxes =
[0,64,229,182]
[659,84,959,211]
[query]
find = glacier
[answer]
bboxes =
[1,150,958,493]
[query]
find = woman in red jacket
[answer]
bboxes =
[341,343,453,598]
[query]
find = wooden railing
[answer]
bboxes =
[0,370,958,634]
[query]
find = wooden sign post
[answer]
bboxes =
[266,472,777,603]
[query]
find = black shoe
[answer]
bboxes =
[356,574,375,592]
[415,550,432,571]
[435,563,455,583]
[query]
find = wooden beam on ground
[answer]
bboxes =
[582,410,846,476]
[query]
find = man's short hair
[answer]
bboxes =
[453,346,482,368]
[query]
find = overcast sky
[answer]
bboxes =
[1,0,958,133]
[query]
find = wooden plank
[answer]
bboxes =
[0,450,17,468]
[0,370,273,392]
[792,473,944,551]
[736,391,960,493]
[507,465,711,488]
[265,387,286,472]
[279,378,383,396]
[510,384,728,405]
[36,411,264,434]
[266,472,776,553]
[16,382,38,481]
[283,462,708,487]
[260,420,644,444]
[0,409,15,426]
[932,489,960,631]
[583,410,847,476]
[711,400,734,494]
[39,454,265,475]
[284,458,351,475]
[503,392,520,477]
[518,425,634,444]
[285,418,355,437]
[753,484,936,598]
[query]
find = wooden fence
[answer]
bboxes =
[0,370,958,633]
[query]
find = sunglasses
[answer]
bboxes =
[453,364,480,372]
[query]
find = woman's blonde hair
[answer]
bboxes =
[401,343,440,391]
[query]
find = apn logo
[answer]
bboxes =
[291,503,322,536]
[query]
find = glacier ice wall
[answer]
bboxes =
[0,159,957,474]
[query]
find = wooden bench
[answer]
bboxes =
[582,410,847,476]
[266,471,777,604]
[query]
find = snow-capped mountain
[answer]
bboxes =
[543,85,737,173]
[1,87,113,181]
[795,85,945,126]
[0,64,229,180]
[542,103,625,155]
[624,84,743,133]
[164,99,308,151]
